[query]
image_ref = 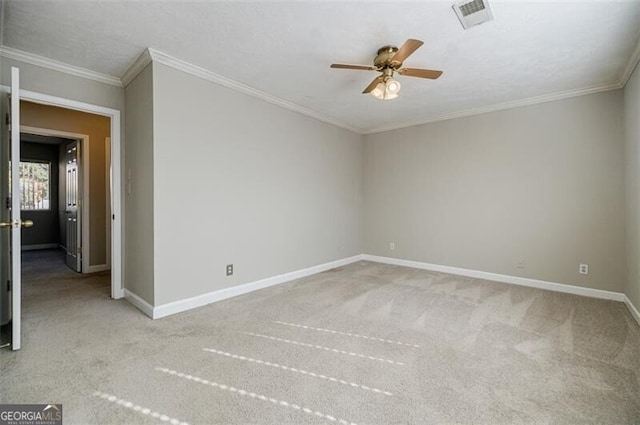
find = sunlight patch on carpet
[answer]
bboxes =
[202,347,393,396]
[155,367,358,425]
[271,320,420,348]
[93,391,189,425]
[243,331,405,365]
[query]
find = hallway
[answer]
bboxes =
[1,249,112,347]
[22,249,110,303]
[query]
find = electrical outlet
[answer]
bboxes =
[389,242,395,250]
[226,264,233,276]
[579,264,588,275]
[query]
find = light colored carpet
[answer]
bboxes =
[2,249,640,425]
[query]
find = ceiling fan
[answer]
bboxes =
[330,39,442,100]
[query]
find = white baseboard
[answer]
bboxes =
[85,264,110,273]
[362,254,626,302]
[124,289,154,318]
[21,243,58,251]
[152,254,364,319]
[624,295,640,326]
[125,252,638,326]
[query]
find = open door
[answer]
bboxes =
[0,67,30,351]
[0,70,11,342]
[64,140,81,272]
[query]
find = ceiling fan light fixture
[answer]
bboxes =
[386,78,401,95]
[370,82,385,100]
[371,77,401,100]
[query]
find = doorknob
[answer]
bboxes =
[0,220,34,228]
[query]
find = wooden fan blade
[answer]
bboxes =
[331,63,377,71]
[398,68,443,79]
[392,39,424,63]
[363,76,383,94]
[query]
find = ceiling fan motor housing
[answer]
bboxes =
[374,45,402,69]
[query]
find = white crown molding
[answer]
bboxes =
[0,46,123,87]
[3,44,632,134]
[620,31,640,87]
[363,254,626,302]
[364,81,623,135]
[120,48,152,87]
[145,48,364,134]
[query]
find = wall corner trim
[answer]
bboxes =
[362,254,626,302]
[364,82,623,134]
[0,46,123,87]
[620,33,640,87]
[152,254,364,319]
[624,295,640,326]
[144,47,364,134]
[124,289,154,318]
[120,48,153,87]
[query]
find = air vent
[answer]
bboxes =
[453,0,494,30]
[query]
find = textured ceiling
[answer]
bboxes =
[3,1,640,133]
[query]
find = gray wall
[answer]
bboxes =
[364,91,626,293]
[3,54,636,313]
[20,141,59,247]
[152,63,363,305]
[625,63,640,311]
[124,63,155,304]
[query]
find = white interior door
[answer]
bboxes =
[10,67,21,350]
[64,140,81,272]
[0,73,11,335]
[0,67,26,351]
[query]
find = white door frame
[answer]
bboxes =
[2,86,123,299]
[10,68,22,350]
[105,137,111,270]
[21,126,93,273]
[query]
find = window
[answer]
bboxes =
[20,161,50,210]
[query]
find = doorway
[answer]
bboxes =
[19,131,87,273]
[20,123,99,273]
[1,77,123,351]
[15,90,124,299]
